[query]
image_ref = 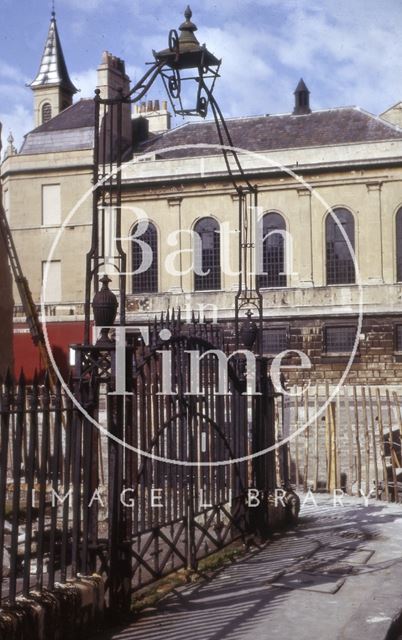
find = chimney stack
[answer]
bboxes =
[96,51,132,152]
[134,99,171,134]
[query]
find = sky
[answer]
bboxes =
[1,0,402,150]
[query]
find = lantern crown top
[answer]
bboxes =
[178,5,200,50]
[154,6,220,71]
[179,5,198,39]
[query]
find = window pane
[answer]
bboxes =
[194,218,221,291]
[42,103,52,123]
[262,327,288,355]
[132,222,158,293]
[326,209,355,285]
[325,326,356,353]
[257,212,287,288]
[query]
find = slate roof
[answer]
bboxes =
[31,100,95,133]
[18,103,402,157]
[135,107,402,159]
[20,100,95,154]
[29,13,77,94]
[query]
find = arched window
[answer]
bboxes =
[257,212,287,288]
[396,208,402,281]
[326,208,355,285]
[194,217,221,291]
[42,102,52,124]
[131,221,158,293]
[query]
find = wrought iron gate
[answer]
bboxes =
[99,315,281,609]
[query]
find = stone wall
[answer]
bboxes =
[214,314,402,387]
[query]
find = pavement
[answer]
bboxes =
[94,493,402,640]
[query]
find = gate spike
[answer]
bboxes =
[5,367,13,388]
[67,369,73,388]
[43,368,50,388]
[33,369,39,389]
[55,374,62,392]
[18,368,25,386]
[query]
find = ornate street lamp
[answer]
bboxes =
[78,5,263,386]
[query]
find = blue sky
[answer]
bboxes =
[1,0,402,150]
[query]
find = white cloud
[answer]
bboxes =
[71,68,97,99]
[0,105,33,155]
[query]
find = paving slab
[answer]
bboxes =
[94,494,402,640]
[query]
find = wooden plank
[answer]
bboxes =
[327,401,337,492]
[336,391,342,491]
[303,387,310,492]
[385,389,399,503]
[368,387,379,500]
[344,386,354,495]
[376,387,389,501]
[313,384,319,492]
[392,390,402,468]
[325,381,330,491]
[353,386,362,494]
[294,386,300,490]
[361,386,370,496]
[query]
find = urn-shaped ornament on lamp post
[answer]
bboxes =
[92,275,118,347]
[240,310,258,350]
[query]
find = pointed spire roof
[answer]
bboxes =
[294,78,310,94]
[29,11,78,94]
[293,78,311,115]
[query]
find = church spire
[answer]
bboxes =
[29,11,78,127]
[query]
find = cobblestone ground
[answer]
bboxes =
[95,494,402,640]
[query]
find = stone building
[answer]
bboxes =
[3,10,402,384]
[0,127,14,377]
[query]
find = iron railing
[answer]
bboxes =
[0,315,288,611]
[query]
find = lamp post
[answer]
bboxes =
[76,5,263,386]
[68,9,281,602]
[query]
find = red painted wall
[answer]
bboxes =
[13,321,85,382]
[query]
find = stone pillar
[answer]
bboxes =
[0,125,14,377]
[366,182,384,284]
[296,188,314,287]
